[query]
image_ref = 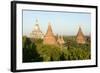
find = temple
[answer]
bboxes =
[57,35,65,45]
[76,27,86,44]
[30,19,86,45]
[30,19,44,39]
[43,22,57,45]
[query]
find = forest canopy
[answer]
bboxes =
[22,36,91,63]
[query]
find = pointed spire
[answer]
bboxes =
[61,36,65,44]
[35,18,40,29]
[79,26,82,33]
[46,22,54,36]
[76,26,86,44]
[43,22,57,45]
[57,35,65,45]
[77,26,84,37]
[48,22,53,32]
[34,19,40,31]
[30,18,44,39]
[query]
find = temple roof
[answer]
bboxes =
[45,22,54,36]
[43,22,57,45]
[76,26,86,44]
[30,19,44,39]
[76,27,85,37]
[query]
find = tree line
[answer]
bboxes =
[22,36,91,62]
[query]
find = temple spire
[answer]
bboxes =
[76,26,86,44]
[77,26,84,37]
[46,22,54,36]
[30,19,44,39]
[57,35,65,45]
[43,22,57,45]
[61,36,65,44]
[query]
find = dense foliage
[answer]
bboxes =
[22,36,91,63]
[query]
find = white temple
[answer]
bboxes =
[30,19,44,39]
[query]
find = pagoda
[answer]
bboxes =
[43,22,57,45]
[57,36,65,45]
[30,19,44,39]
[76,27,86,44]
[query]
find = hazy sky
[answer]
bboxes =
[22,10,91,36]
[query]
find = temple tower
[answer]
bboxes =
[43,22,57,45]
[30,19,44,39]
[76,27,86,44]
[57,36,65,45]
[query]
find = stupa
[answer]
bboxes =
[30,19,44,39]
[43,22,57,45]
[76,27,86,44]
[57,36,65,45]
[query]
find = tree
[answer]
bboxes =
[22,36,43,62]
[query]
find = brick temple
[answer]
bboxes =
[43,22,65,45]
[76,27,86,44]
[43,22,57,45]
[57,35,65,45]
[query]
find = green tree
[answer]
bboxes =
[22,36,43,62]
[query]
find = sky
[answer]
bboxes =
[22,10,91,36]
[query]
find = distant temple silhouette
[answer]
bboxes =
[57,35,65,45]
[43,22,65,45]
[30,19,44,39]
[30,19,86,45]
[76,27,86,44]
[43,22,57,45]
